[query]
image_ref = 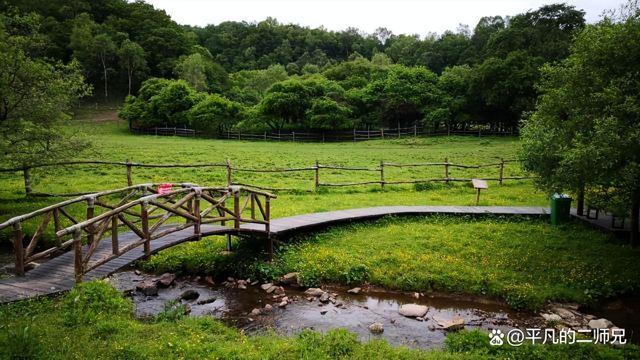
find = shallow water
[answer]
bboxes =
[110,271,547,348]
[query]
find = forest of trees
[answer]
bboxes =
[1,0,586,134]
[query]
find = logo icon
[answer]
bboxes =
[489,329,505,346]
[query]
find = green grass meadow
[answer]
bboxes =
[2,115,638,358]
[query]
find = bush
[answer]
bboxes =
[155,300,188,322]
[61,281,132,326]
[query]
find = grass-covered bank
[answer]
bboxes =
[143,216,640,311]
[1,281,637,359]
[0,119,545,244]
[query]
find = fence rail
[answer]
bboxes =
[224,126,517,142]
[129,125,518,142]
[0,157,532,197]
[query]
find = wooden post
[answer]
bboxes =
[193,191,201,238]
[499,158,505,185]
[250,193,255,220]
[233,189,240,229]
[226,159,232,186]
[53,208,61,247]
[111,215,119,255]
[315,160,320,191]
[322,131,325,143]
[577,185,585,216]
[414,124,417,137]
[141,201,150,257]
[444,157,450,184]
[476,188,481,205]
[86,197,95,245]
[380,161,385,190]
[353,128,356,142]
[12,222,24,276]
[381,128,384,139]
[126,159,133,186]
[73,229,83,283]
[23,168,32,196]
[266,196,272,260]
[264,131,267,141]
[292,131,295,142]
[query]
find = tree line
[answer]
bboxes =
[2,0,585,133]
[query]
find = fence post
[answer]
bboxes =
[23,168,32,196]
[141,201,150,257]
[380,161,385,190]
[264,131,267,141]
[499,158,505,185]
[292,131,295,142]
[445,157,450,184]
[74,229,83,283]
[126,159,133,186]
[226,159,233,186]
[414,124,417,137]
[86,197,95,245]
[322,131,325,143]
[381,128,384,139]
[315,160,320,191]
[353,128,356,142]
[12,222,24,276]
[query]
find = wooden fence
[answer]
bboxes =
[130,125,517,142]
[226,125,517,142]
[0,158,531,197]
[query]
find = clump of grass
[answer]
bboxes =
[61,280,132,325]
[155,300,188,322]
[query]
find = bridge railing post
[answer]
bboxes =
[141,201,150,257]
[73,229,83,283]
[12,222,24,276]
[193,189,201,237]
[86,197,95,245]
[233,188,240,229]
[111,215,119,255]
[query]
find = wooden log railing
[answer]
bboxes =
[0,184,275,282]
[0,158,532,196]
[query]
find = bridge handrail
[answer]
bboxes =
[1,183,276,281]
[0,183,198,231]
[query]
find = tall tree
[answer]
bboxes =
[520,5,640,244]
[93,33,115,98]
[0,11,91,167]
[117,39,146,95]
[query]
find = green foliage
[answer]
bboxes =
[188,94,242,135]
[61,281,132,325]
[155,300,188,322]
[0,11,91,167]
[520,4,640,243]
[119,78,204,128]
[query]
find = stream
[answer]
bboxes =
[108,270,550,348]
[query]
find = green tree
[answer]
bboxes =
[188,94,242,135]
[93,33,115,98]
[117,39,146,95]
[520,7,640,244]
[0,11,91,167]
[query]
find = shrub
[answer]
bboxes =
[155,300,188,322]
[61,281,132,325]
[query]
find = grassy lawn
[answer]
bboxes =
[1,281,637,359]
[143,216,640,311]
[0,117,546,243]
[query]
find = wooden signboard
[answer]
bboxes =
[471,179,488,205]
[472,179,488,189]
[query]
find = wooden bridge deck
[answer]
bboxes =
[0,205,548,303]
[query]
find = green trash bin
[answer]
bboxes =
[550,193,572,225]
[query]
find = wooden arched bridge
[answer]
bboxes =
[0,183,549,303]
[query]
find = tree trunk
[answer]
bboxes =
[101,56,108,99]
[128,67,132,95]
[631,192,639,247]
